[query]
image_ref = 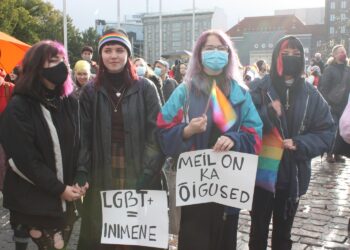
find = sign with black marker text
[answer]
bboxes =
[100,190,168,249]
[176,149,258,210]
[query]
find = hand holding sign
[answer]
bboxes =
[100,190,168,249]
[176,149,258,210]
[213,136,234,152]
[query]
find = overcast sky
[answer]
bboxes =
[46,0,325,31]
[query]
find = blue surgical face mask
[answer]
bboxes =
[201,50,229,72]
[154,67,162,76]
[136,66,146,76]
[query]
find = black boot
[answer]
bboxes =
[326,153,335,163]
[15,242,28,250]
[334,154,346,163]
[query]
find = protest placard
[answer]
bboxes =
[100,190,169,249]
[176,149,258,210]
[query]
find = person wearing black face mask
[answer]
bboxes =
[42,61,68,87]
[249,36,335,250]
[0,40,84,250]
[319,45,350,163]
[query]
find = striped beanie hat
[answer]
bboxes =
[98,29,132,56]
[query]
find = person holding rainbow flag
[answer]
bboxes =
[249,36,335,250]
[157,29,263,250]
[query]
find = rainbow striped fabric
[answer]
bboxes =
[98,32,131,52]
[255,127,284,193]
[211,81,237,132]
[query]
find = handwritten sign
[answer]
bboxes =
[176,149,258,210]
[100,190,169,249]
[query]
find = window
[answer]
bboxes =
[330,26,335,34]
[341,13,346,21]
[341,0,347,8]
[172,23,181,32]
[172,32,181,41]
[317,40,322,47]
[341,26,346,33]
[172,41,181,48]
[330,14,335,22]
[330,1,335,9]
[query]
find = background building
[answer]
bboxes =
[227,15,326,66]
[142,8,226,64]
[325,0,350,52]
[95,14,144,58]
[275,7,325,25]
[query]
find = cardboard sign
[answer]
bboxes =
[176,149,258,210]
[100,190,169,249]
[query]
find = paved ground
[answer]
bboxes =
[1,157,349,249]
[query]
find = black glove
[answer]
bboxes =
[74,171,88,187]
[136,173,153,191]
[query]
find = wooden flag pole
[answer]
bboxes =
[203,80,215,114]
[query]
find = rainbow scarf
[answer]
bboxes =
[255,127,284,193]
[210,81,236,132]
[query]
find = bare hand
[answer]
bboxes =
[91,61,99,69]
[60,185,82,201]
[270,100,282,117]
[183,115,207,139]
[283,139,296,150]
[213,136,235,152]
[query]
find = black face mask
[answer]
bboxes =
[282,55,302,76]
[42,61,68,86]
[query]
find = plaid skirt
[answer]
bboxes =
[111,142,126,189]
[107,143,157,250]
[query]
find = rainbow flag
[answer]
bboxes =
[255,127,284,193]
[210,81,236,132]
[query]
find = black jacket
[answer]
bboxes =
[77,77,164,190]
[319,63,350,116]
[0,94,79,217]
[250,75,335,197]
[76,77,164,250]
[148,74,165,105]
[163,77,178,102]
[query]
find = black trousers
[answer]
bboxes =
[178,203,239,250]
[249,187,299,250]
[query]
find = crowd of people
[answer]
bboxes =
[0,27,349,250]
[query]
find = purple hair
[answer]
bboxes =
[15,40,74,99]
[52,41,74,96]
[184,29,243,89]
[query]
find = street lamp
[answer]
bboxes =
[159,0,162,57]
[117,0,121,28]
[63,0,68,51]
[192,0,195,48]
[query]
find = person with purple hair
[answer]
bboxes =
[157,30,263,250]
[0,40,83,250]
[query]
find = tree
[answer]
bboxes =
[0,0,86,64]
[81,27,100,62]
